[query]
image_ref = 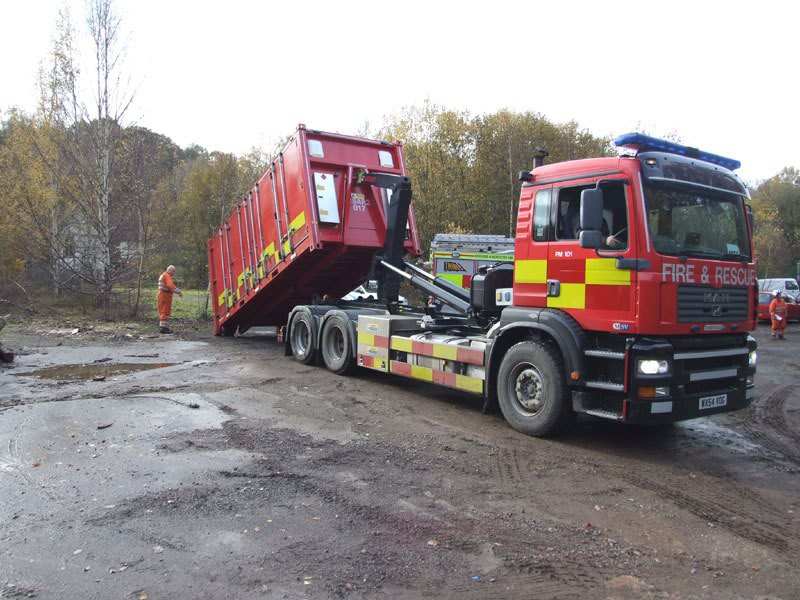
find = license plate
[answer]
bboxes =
[699,394,727,410]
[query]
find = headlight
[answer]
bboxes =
[748,350,757,367]
[637,359,670,375]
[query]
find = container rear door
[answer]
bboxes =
[280,140,312,255]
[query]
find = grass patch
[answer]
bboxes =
[1,283,213,329]
[137,288,211,320]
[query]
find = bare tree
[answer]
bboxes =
[85,0,135,311]
[16,0,137,314]
[21,7,81,297]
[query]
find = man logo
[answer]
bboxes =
[443,261,466,272]
[703,292,730,304]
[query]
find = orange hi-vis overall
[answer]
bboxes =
[158,271,177,326]
[769,297,787,334]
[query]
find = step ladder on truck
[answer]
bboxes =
[208,127,758,437]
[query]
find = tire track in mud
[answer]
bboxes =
[738,384,800,466]
[416,417,573,486]
[615,467,800,562]
[414,415,800,564]
[437,561,603,599]
[489,447,525,485]
[153,420,628,599]
[758,385,800,446]
[525,430,800,563]
[391,422,621,597]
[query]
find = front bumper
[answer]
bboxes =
[623,335,756,425]
[626,385,754,425]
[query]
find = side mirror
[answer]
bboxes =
[746,204,755,230]
[580,230,603,249]
[579,188,604,249]
[580,188,604,231]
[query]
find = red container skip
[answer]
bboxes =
[207,125,422,335]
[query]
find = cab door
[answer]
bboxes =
[513,185,552,307]
[547,177,637,332]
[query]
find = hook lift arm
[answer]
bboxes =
[358,170,471,315]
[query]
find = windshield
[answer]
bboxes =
[644,184,751,260]
[786,280,799,291]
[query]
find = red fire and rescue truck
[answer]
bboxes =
[208,127,757,437]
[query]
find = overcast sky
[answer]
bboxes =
[2,0,797,183]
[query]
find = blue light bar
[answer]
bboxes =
[614,132,741,171]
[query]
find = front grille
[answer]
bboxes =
[685,380,739,396]
[678,285,749,323]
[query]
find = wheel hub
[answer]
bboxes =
[329,327,344,360]
[294,322,309,354]
[514,367,543,413]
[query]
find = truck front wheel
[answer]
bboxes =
[321,315,354,375]
[497,340,573,437]
[290,313,316,365]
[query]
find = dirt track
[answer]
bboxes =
[1,320,798,599]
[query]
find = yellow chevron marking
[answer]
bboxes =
[515,259,547,284]
[585,258,631,285]
[547,283,585,309]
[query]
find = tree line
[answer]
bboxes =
[1,2,798,316]
[0,1,267,315]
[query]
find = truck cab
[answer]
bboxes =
[496,134,757,429]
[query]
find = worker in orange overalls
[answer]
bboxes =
[158,265,183,334]
[769,290,788,340]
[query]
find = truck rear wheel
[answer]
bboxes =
[497,340,573,437]
[290,313,316,365]
[321,315,354,375]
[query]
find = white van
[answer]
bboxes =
[343,280,407,304]
[758,278,800,301]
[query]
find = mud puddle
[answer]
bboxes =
[16,362,177,381]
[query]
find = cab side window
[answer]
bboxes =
[557,184,594,240]
[556,181,628,249]
[532,188,551,242]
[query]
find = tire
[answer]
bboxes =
[290,313,316,365]
[496,340,573,437]
[221,323,237,337]
[320,315,355,375]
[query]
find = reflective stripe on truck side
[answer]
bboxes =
[356,314,486,395]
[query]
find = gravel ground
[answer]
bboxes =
[0,318,798,599]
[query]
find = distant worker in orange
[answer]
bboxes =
[158,265,183,334]
[769,290,787,340]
